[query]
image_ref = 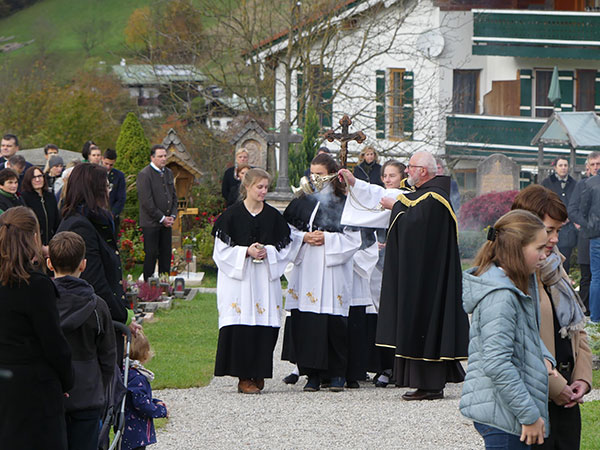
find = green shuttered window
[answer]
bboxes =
[377,69,413,140]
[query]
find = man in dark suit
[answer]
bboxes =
[102,148,126,232]
[137,145,178,281]
[542,156,578,273]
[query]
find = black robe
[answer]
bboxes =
[376,175,469,390]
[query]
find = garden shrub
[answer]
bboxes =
[459,190,519,231]
[459,229,487,260]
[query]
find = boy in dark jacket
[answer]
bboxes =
[47,231,117,450]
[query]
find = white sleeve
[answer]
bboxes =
[341,179,400,228]
[264,233,304,281]
[353,241,379,278]
[212,238,247,281]
[324,227,361,267]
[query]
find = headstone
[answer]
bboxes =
[229,119,269,170]
[476,153,519,196]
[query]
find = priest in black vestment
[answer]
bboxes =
[376,150,469,400]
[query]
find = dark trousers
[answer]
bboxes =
[65,408,102,450]
[558,244,574,275]
[142,226,172,281]
[533,402,581,450]
[346,306,367,381]
[580,263,591,315]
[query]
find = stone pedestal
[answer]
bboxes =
[265,190,294,213]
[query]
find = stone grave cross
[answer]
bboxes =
[323,114,366,168]
[267,120,303,193]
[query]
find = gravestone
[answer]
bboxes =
[229,119,269,169]
[476,153,519,196]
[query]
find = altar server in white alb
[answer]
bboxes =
[212,168,299,394]
[282,153,361,392]
[338,160,410,386]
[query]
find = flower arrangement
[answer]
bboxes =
[118,218,145,270]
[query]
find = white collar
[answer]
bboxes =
[150,162,163,173]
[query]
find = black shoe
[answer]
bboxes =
[402,389,443,401]
[320,378,331,389]
[283,373,299,385]
[329,376,345,392]
[346,380,360,389]
[303,375,320,392]
[374,379,388,388]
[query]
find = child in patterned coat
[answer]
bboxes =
[122,331,168,450]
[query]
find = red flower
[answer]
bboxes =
[202,212,207,216]
[195,216,200,221]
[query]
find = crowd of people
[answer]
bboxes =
[0,128,597,449]
[214,146,594,449]
[0,134,174,450]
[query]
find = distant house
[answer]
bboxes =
[111,62,239,130]
[251,0,600,196]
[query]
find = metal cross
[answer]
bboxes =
[323,115,366,169]
[267,120,303,193]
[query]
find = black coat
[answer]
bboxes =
[57,212,127,323]
[353,161,384,187]
[0,271,73,449]
[542,173,578,248]
[21,190,61,246]
[54,276,116,412]
[0,190,24,213]
[108,168,126,217]
[221,166,240,207]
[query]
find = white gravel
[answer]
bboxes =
[152,325,599,450]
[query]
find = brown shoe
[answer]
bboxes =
[237,378,260,394]
[402,389,443,401]
[254,378,265,390]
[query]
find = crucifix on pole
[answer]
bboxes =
[323,114,366,169]
[267,120,303,193]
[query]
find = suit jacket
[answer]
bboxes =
[57,212,127,323]
[108,168,126,217]
[537,275,593,403]
[137,165,178,228]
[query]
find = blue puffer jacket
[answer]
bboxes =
[460,264,554,437]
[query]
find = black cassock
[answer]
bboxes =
[376,175,469,391]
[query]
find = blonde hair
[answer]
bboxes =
[473,209,545,294]
[130,330,154,363]
[239,168,271,200]
[235,147,249,157]
[358,146,379,164]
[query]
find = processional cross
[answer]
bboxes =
[323,115,366,169]
[267,120,303,193]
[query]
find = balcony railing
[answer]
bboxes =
[445,114,590,165]
[472,9,600,59]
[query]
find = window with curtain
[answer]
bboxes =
[452,70,480,114]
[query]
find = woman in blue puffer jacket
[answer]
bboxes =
[461,210,557,449]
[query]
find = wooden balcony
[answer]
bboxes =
[472,9,600,59]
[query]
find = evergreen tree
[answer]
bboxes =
[289,105,319,187]
[115,112,150,222]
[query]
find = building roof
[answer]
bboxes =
[19,148,82,166]
[531,112,600,149]
[229,119,270,145]
[111,64,207,86]
[161,129,203,178]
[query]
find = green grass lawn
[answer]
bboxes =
[581,399,600,450]
[143,293,218,389]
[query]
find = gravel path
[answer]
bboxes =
[152,324,599,449]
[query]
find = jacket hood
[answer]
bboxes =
[462,264,529,314]
[54,276,97,332]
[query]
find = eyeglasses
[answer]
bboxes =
[32,174,44,179]
[406,164,425,170]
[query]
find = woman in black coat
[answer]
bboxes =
[0,207,73,450]
[21,166,61,249]
[353,146,383,187]
[56,163,133,360]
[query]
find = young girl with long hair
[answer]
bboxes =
[461,209,556,449]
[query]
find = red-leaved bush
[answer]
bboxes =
[459,190,519,231]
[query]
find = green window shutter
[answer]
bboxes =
[520,69,532,116]
[297,71,304,125]
[559,70,574,112]
[375,70,386,139]
[321,68,333,128]
[595,71,600,114]
[402,71,414,139]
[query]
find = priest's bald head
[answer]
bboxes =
[406,151,436,187]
